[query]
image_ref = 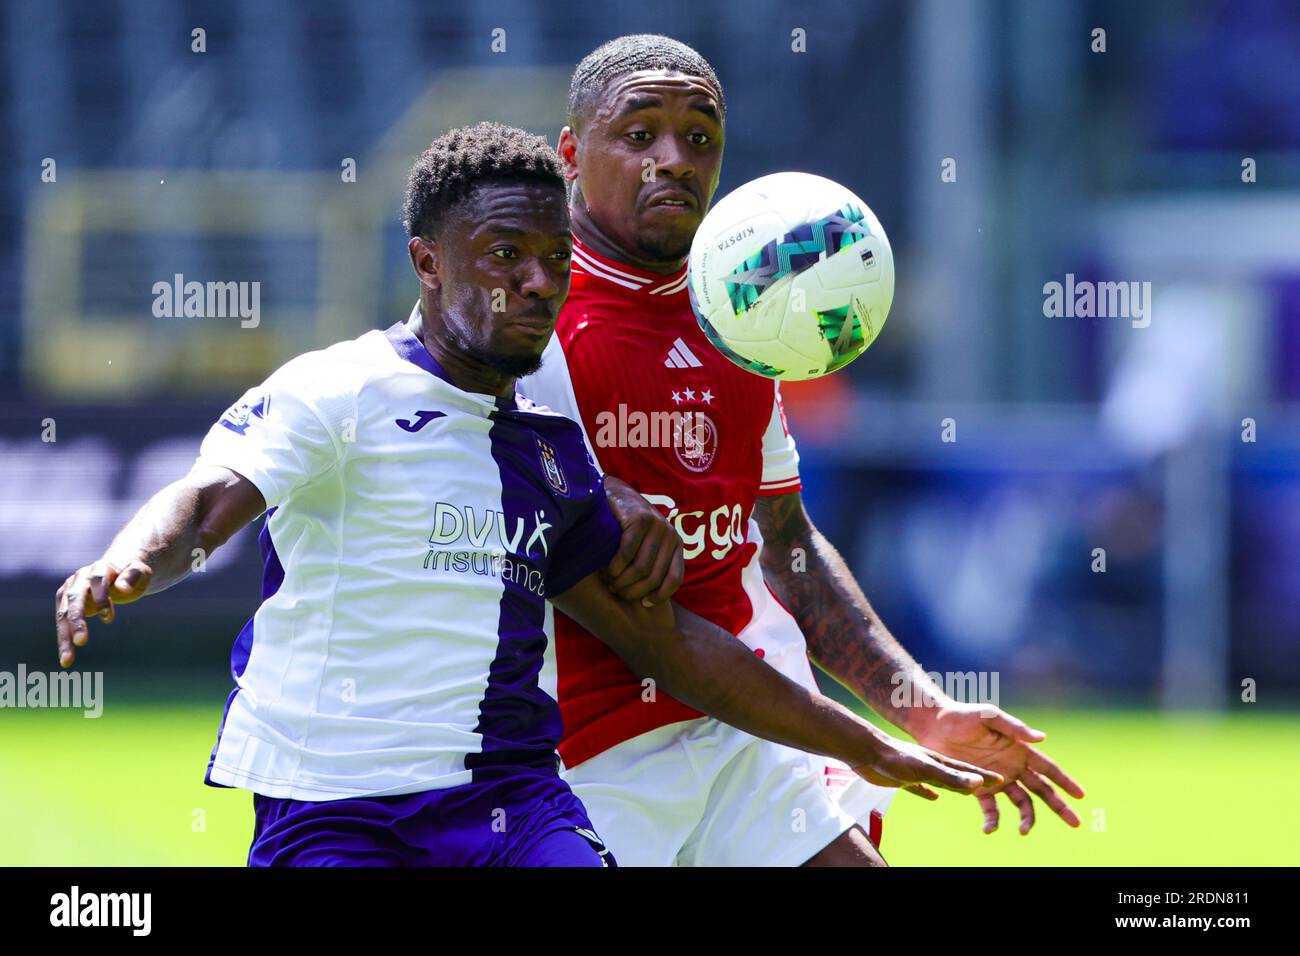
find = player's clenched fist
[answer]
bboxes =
[55,559,153,668]
[601,474,685,607]
[851,734,1004,801]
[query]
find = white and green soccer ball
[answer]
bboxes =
[688,171,895,381]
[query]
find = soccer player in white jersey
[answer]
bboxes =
[516,35,1086,866]
[54,122,1000,867]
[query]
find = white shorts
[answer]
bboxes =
[564,716,894,866]
[561,531,896,866]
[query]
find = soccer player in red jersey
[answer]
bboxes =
[516,35,1086,866]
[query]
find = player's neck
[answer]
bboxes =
[409,304,514,400]
[570,203,685,276]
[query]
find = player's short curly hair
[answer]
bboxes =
[401,121,565,239]
[567,34,725,131]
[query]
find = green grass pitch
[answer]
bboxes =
[2,702,1296,865]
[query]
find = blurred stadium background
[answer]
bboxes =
[2,0,1298,865]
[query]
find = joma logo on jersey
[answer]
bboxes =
[396,410,446,432]
[427,502,553,559]
[535,437,568,496]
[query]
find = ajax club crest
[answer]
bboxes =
[673,410,718,473]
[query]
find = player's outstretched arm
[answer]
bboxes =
[754,489,1086,832]
[754,490,945,735]
[550,573,1004,801]
[54,464,266,668]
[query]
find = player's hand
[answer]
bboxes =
[851,732,1005,801]
[601,474,684,607]
[912,701,1086,834]
[55,558,153,668]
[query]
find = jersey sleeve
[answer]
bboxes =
[517,334,604,475]
[544,445,622,598]
[758,383,802,496]
[195,357,349,510]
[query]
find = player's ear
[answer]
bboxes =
[557,126,581,182]
[407,236,442,293]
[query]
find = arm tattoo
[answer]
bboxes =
[753,491,945,735]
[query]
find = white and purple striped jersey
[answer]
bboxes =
[196,311,621,800]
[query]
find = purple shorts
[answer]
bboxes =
[246,766,614,867]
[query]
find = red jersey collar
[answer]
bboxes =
[570,234,689,298]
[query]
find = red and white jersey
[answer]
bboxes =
[519,236,805,768]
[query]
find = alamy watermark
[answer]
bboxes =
[890,670,999,713]
[1,665,103,717]
[50,886,150,936]
[1043,273,1151,328]
[152,273,260,328]
[593,405,708,450]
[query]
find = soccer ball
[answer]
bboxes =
[687,171,894,381]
